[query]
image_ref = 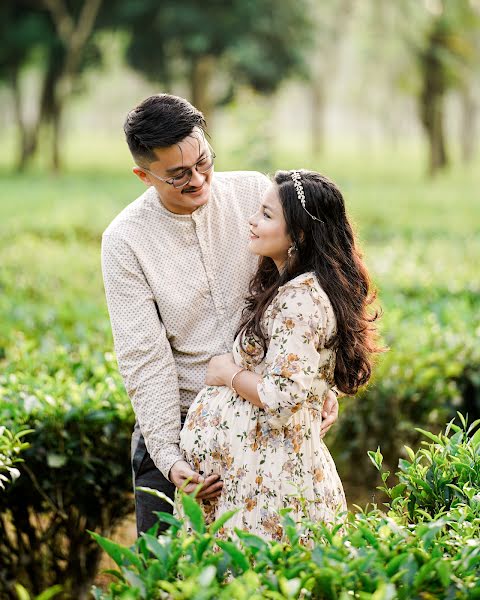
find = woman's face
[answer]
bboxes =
[248,184,292,270]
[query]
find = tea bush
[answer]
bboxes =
[91,417,480,599]
[0,159,478,595]
[0,357,135,599]
[0,426,31,491]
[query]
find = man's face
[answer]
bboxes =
[133,128,213,215]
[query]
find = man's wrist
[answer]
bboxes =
[167,458,185,484]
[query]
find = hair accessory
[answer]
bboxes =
[291,171,323,223]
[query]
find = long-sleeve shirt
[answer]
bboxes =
[101,170,270,479]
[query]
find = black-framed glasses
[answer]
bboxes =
[141,146,216,189]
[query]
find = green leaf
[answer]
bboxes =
[235,529,268,554]
[209,508,239,534]
[415,428,442,444]
[436,561,451,588]
[391,483,407,499]
[15,584,31,600]
[142,534,169,563]
[471,427,480,448]
[124,571,146,594]
[367,447,383,470]
[467,418,480,435]
[36,586,63,600]
[152,511,182,530]
[135,486,175,508]
[386,553,409,576]
[47,453,67,468]
[197,565,217,587]
[102,570,125,582]
[181,493,205,533]
[371,582,396,600]
[89,531,143,569]
[404,445,415,461]
[456,412,467,429]
[216,539,250,571]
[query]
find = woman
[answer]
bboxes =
[177,169,381,541]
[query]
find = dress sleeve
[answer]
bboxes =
[101,233,184,480]
[257,282,329,429]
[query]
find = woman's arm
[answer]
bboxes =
[206,352,339,431]
[205,354,264,408]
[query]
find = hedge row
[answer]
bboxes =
[92,417,480,599]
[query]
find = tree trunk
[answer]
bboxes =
[39,47,64,172]
[418,25,450,176]
[421,91,448,175]
[11,70,39,172]
[460,85,477,164]
[42,0,103,171]
[189,55,215,130]
[51,103,62,172]
[310,81,326,156]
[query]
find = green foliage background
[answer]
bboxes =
[1,138,479,493]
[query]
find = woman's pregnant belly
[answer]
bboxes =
[180,384,260,478]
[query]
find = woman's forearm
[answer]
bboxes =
[227,367,264,409]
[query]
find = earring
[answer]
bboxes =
[287,243,297,259]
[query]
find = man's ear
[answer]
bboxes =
[133,166,151,186]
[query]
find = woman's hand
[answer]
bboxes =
[205,353,237,387]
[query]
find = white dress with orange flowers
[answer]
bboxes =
[177,272,347,541]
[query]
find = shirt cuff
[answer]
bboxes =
[152,444,185,482]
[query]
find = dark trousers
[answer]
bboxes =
[131,418,185,537]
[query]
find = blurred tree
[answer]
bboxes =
[361,0,479,175]
[459,81,478,163]
[114,0,313,128]
[0,0,103,171]
[308,0,355,156]
[0,2,53,170]
[416,0,479,174]
[40,0,103,171]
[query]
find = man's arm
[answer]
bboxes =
[102,233,223,499]
[101,233,185,480]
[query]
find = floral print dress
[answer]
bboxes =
[177,272,347,541]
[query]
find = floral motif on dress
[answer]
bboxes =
[177,272,347,542]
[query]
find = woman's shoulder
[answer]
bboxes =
[274,272,334,316]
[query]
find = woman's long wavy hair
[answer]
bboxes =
[237,170,383,396]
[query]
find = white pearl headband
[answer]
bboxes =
[291,170,323,223]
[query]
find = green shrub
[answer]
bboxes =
[333,293,480,487]
[0,360,135,600]
[0,426,31,491]
[92,417,480,599]
[369,413,480,521]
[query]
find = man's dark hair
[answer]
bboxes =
[124,94,207,165]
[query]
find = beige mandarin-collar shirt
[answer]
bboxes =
[101,171,270,479]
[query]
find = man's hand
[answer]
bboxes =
[205,353,237,387]
[169,460,223,500]
[320,390,339,438]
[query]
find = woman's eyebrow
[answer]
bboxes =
[262,203,274,212]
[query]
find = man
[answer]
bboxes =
[101,93,339,535]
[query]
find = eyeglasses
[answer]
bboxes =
[140,147,216,189]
